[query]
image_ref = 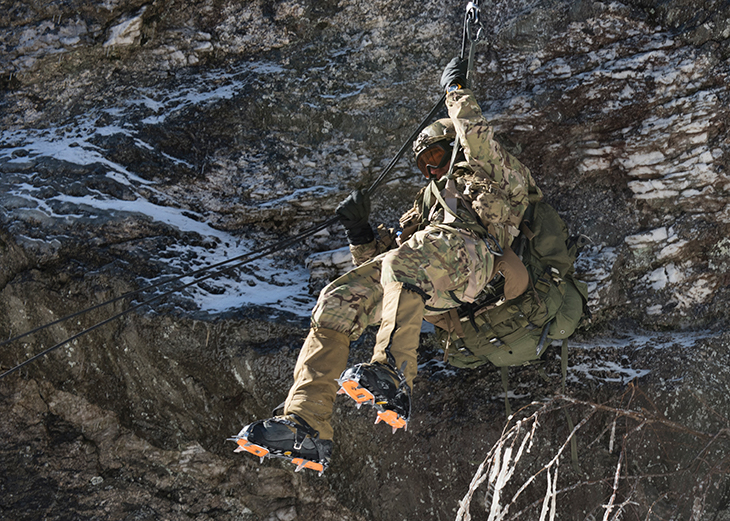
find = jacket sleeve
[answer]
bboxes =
[348,224,398,266]
[445,89,542,235]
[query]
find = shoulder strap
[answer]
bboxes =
[421,178,491,237]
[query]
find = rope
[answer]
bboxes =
[0,0,484,379]
[367,93,446,196]
[0,93,446,381]
[0,217,332,350]
[0,219,332,380]
[445,0,485,179]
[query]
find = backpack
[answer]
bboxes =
[432,201,590,370]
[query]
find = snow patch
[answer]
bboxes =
[657,239,688,260]
[568,331,712,384]
[418,358,458,379]
[570,359,651,384]
[675,276,716,311]
[643,263,684,291]
[0,60,318,318]
[575,245,617,311]
[620,150,665,170]
[625,227,667,249]
[646,304,663,315]
[305,246,356,283]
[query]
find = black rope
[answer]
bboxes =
[367,93,446,196]
[0,94,446,380]
[0,218,333,380]
[0,217,334,350]
[1,0,486,379]
[1,91,445,353]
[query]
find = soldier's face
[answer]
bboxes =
[416,143,451,179]
[428,164,450,179]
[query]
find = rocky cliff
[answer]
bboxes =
[1,0,729,520]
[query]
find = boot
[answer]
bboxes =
[337,361,411,433]
[338,281,425,432]
[231,414,333,475]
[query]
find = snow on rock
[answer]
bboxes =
[624,226,691,260]
[657,239,689,261]
[568,330,715,385]
[0,59,329,317]
[1,0,726,330]
[675,275,717,312]
[566,47,727,216]
[638,262,720,317]
[2,1,730,519]
[643,263,685,291]
[625,227,669,250]
[305,246,356,293]
[617,86,728,215]
[574,244,618,312]
[1,17,90,73]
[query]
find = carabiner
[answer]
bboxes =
[484,233,504,257]
[465,1,486,44]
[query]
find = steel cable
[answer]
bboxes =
[0,95,446,379]
[0,0,487,378]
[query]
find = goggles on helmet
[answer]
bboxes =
[415,141,452,178]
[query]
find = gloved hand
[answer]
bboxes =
[440,57,469,92]
[336,189,375,246]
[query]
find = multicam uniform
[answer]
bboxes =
[352,88,541,264]
[285,88,542,440]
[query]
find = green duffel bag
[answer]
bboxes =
[434,201,590,369]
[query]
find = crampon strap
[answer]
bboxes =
[337,363,411,433]
[233,408,330,474]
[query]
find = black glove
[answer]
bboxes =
[440,57,469,92]
[336,189,375,246]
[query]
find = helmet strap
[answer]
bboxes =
[426,164,439,180]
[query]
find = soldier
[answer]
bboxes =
[233,58,543,474]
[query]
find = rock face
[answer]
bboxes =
[1,0,729,520]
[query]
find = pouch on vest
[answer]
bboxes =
[433,201,589,369]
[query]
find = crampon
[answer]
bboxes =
[337,362,411,433]
[229,415,332,475]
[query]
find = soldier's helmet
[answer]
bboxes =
[413,118,456,178]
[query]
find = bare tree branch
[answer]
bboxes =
[455,388,730,521]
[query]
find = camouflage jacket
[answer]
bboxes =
[351,88,542,266]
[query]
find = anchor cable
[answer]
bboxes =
[0,0,486,379]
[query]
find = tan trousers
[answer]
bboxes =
[284,283,425,440]
[284,327,350,441]
[284,227,491,439]
[369,282,426,388]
